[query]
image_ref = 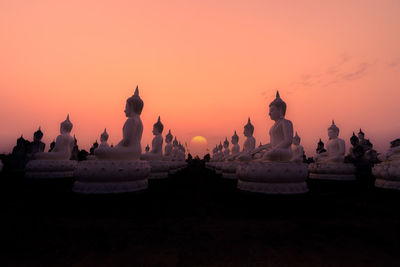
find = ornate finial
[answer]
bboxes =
[276,90,280,98]
[358,128,364,135]
[66,114,70,121]
[134,86,139,96]
[248,117,251,123]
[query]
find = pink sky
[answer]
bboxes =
[0,0,399,157]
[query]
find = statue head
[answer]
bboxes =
[17,135,25,146]
[328,120,339,139]
[358,128,365,140]
[93,140,99,149]
[231,130,239,144]
[165,129,173,143]
[269,91,287,121]
[153,116,164,135]
[34,127,43,142]
[244,118,254,137]
[223,138,229,148]
[100,128,109,142]
[350,132,359,147]
[145,144,150,152]
[293,132,301,146]
[218,142,223,151]
[317,138,324,150]
[60,115,73,134]
[173,137,178,146]
[125,86,144,117]
[212,145,218,154]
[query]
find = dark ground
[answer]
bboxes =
[1,162,400,266]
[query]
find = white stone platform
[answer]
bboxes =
[373,162,400,190]
[308,163,356,181]
[237,162,308,194]
[73,160,150,194]
[25,160,77,179]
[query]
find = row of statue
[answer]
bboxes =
[2,88,400,194]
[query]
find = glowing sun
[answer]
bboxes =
[189,136,208,156]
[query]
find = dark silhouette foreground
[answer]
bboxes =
[1,161,400,266]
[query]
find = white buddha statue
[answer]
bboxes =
[73,86,151,193]
[291,132,304,162]
[95,86,143,160]
[164,130,173,157]
[231,131,240,155]
[237,118,256,161]
[373,139,400,190]
[236,91,308,194]
[315,121,345,163]
[309,120,355,181]
[35,115,74,160]
[25,115,78,179]
[223,138,230,158]
[141,116,164,160]
[252,92,293,161]
[99,129,110,149]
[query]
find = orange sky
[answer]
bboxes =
[1,0,399,157]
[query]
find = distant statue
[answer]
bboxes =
[346,132,364,162]
[223,138,230,157]
[379,138,400,162]
[35,115,74,160]
[236,118,256,161]
[28,127,45,155]
[291,132,305,162]
[145,144,150,153]
[231,131,240,155]
[95,86,143,160]
[141,116,164,160]
[70,135,80,160]
[99,129,110,149]
[316,138,327,154]
[164,130,173,157]
[12,135,28,158]
[315,121,345,163]
[48,140,56,152]
[251,92,293,161]
[89,141,99,155]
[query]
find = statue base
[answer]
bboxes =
[221,162,240,179]
[168,161,186,175]
[373,162,400,190]
[308,163,356,181]
[73,160,150,194]
[25,160,77,179]
[148,161,170,179]
[237,162,308,194]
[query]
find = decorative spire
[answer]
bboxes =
[358,128,364,135]
[101,128,109,141]
[276,90,280,98]
[134,85,139,96]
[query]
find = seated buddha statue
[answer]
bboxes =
[236,91,309,194]
[164,130,173,157]
[28,127,45,155]
[35,115,74,160]
[291,132,304,162]
[315,121,345,163]
[316,138,327,154]
[251,91,293,161]
[95,86,143,160]
[141,116,164,160]
[231,131,240,155]
[223,138,230,158]
[99,129,110,149]
[236,118,256,161]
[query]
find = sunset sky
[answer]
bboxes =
[1,0,399,157]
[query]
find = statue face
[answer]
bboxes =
[358,133,364,140]
[124,102,131,117]
[269,105,283,121]
[243,127,252,137]
[328,129,338,139]
[293,138,300,145]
